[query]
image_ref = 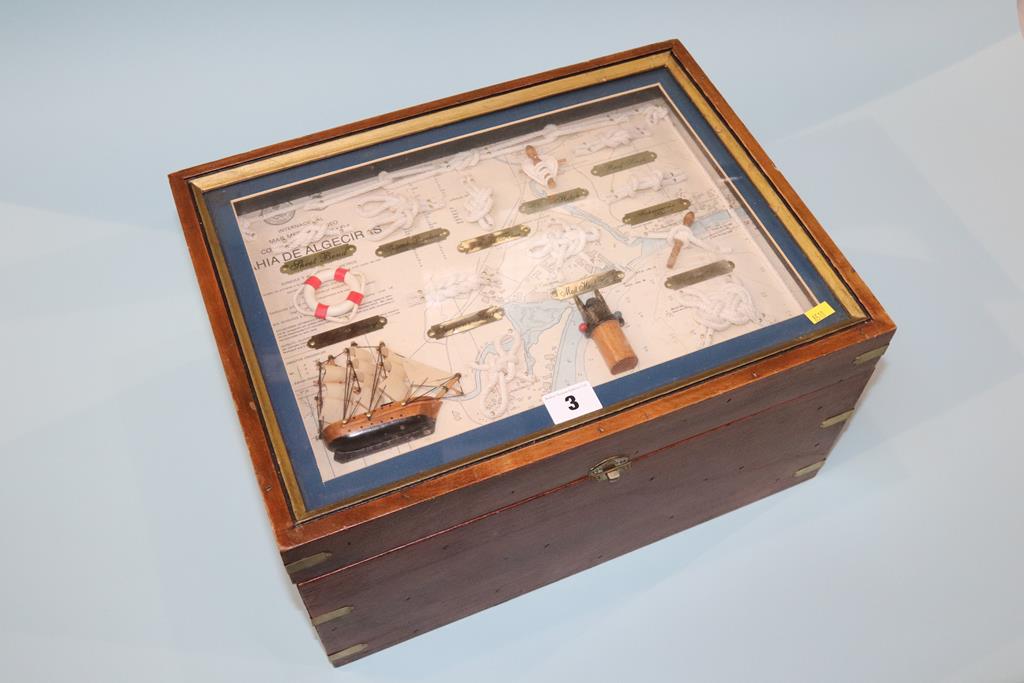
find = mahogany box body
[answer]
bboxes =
[170,41,895,666]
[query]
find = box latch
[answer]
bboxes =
[589,455,631,482]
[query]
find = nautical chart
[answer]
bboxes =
[233,89,812,484]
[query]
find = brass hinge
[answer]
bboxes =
[853,345,888,365]
[589,455,631,482]
[820,409,855,429]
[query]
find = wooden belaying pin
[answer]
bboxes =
[666,210,696,269]
[525,144,556,189]
[573,289,638,375]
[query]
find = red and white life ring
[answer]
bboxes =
[294,267,366,322]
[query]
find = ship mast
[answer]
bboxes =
[318,342,464,425]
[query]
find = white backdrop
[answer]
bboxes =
[1,2,1021,681]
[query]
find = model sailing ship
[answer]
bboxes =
[316,342,463,462]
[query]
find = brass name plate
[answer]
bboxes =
[590,151,657,177]
[374,228,450,257]
[427,306,505,339]
[551,269,625,300]
[307,315,388,349]
[664,260,735,289]
[457,224,531,253]
[622,198,692,225]
[519,188,588,214]
[279,244,356,274]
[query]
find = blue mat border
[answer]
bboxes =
[201,68,849,511]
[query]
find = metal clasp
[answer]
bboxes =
[589,455,631,482]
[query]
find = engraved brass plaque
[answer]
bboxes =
[590,151,658,177]
[551,269,625,300]
[427,306,505,339]
[307,315,388,349]
[279,244,356,274]
[664,260,735,289]
[374,228,450,257]
[519,188,588,214]
[457,224,531,253]
[623,198,692,225]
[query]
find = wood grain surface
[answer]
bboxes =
[168,40,895,583]
[302,369,876,665]
[282,331,891,582]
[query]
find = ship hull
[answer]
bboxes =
[321,399,442,463]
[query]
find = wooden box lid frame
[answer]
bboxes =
[169,40,894,554]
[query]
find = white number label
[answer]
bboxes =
[542,381,603,425]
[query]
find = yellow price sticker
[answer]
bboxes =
[804,301,836,324]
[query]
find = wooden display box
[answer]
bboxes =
[169,40,894,666]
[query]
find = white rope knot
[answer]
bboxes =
[521,152,558,188]
[677,279,761,347]
[462,177,494,229]
[538,123,560,144]
[283,222,327,251]
[574,127,638,155]
[357,192,424,241]
[612,168,686,199]
[422,271,483,306]
[451,150,481,171]
[527,222,599,270]
[639,104,670,126]
[470,332,524,417]
[665,223,728,253]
